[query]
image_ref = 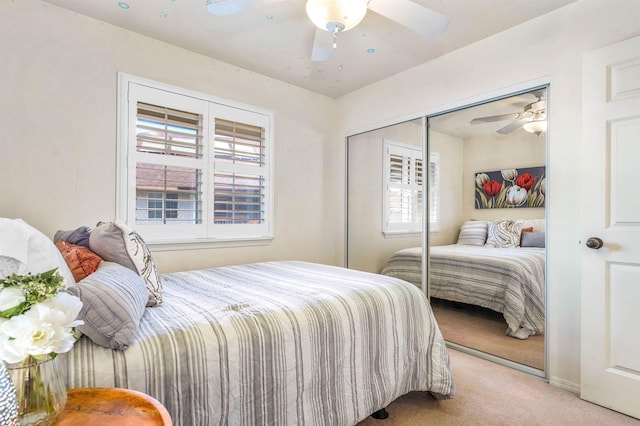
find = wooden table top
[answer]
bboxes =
[55,387,172,425]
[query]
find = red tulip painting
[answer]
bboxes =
[475,166,545,209]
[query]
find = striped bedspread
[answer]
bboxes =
[380,247,423,287]
[381,245,545,339]
[60,261,454,425]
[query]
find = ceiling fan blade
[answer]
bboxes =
[311,28,334,62]
[470,113,520,125]
[206,0,282,16]
[497,118,528,135]
[368,0,449,38]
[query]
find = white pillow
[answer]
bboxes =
[0,218,76,285]
[485,220,523,248]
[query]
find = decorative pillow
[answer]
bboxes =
[521,231,545,248]
[485,220,523,248]
[456,220,488,246]
[54,226,91,248]
[55,240,102,282]
[520,227,533,246]
[520,219,546,233]
[89,220,163,307]
[66,261,148,350]
[0,217,76,286]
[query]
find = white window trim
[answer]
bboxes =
[116,73,274,248]
[382,139,423,236]
[428,152,440,233]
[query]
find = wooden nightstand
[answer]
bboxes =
[55,387,172,425]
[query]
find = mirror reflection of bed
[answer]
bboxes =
[381,218,546,370]
[347,87,547,374]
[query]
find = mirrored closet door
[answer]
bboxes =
[347,118,424,291]
[427,87,547,372]
[346,87,548,374]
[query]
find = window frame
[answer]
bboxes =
[428,152,440,233]
[382,139,423,236]
[116,73,274,250]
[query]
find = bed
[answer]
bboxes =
[380,219,546,339]
[1,219,455,426]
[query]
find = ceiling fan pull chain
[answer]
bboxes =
[333,27,338,50]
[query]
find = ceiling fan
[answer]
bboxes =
[470,90,548,135]
[206,0,449,61]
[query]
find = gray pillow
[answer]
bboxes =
[89,220,163,307]
[66,261,148,350]
[521,231,545,248]
[54,226,91,248]
[456,220,488,246]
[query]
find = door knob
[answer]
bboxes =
[586,237,604,249]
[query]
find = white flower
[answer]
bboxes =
[0,287,25,312]
[501,168,518,182]
[0,332,27,363]
[0,269,83,363]
[42,292,84,328]
[0,298,82,361]
[475,173,489,187]
[506,185,528,206]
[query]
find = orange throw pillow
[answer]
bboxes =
[56,240,102,283]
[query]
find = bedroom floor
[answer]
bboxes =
[430,298,544,370]
[357,349,639,426]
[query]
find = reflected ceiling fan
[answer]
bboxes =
[470,91,548,135]
[206,0,449,61]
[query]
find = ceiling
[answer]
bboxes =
[44,0,576,98]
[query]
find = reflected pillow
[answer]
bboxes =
[520,227,534,246]
[456,220,488,246]
[485,220,523,248]
[521,231,545,248]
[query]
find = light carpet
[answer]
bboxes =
[358,349,639,426]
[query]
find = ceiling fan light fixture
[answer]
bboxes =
[305,0,368,33]
[523,120,547,135]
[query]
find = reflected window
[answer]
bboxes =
[383,139,422,234]
[429,152,440,232]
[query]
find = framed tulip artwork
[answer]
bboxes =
[474,166,545,209]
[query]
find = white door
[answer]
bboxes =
[581,35,640,419]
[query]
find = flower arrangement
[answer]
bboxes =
[0,268,83,363]
[0,268,83,425]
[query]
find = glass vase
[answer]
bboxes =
[6,356,67,426]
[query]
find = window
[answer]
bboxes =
[117,74,273,244]
[144,192,179,222]
[383,140,423,234]
[428,152,440,232]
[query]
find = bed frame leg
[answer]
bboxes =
[370,408,389,420]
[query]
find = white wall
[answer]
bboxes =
[347,119,422,274]
[0,0,339,273]
[430,131,463,246]
[335,0,640,391]
[462,132,546,223]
